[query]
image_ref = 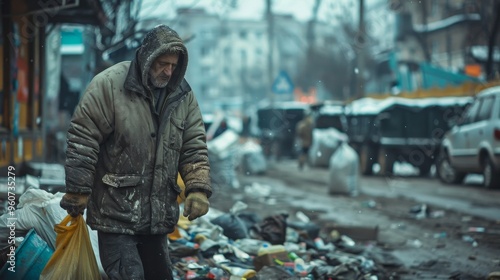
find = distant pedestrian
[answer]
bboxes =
[240,114,252,138]
[295,113,314,170]
[59,25,212,280]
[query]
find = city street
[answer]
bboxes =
[210,159,500,279]
[2,0,500,279]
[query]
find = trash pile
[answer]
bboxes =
[168,201,397,280]
[208,129,241,189]
[0,183,401,280]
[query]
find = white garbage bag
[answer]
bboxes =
[309,128,348,167]
[328,142,360,196]
[0,188,66,250]
[207,130,240,160]
[239,141,267,175]
[208,130,241,188]
[0,188,105,276]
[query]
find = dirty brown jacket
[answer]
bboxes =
[296,116,314,148]
[65,25,211,235]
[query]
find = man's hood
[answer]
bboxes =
[131,25,188,94]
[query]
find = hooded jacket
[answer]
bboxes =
[65,25,211,235]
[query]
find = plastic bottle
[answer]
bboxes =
[294,257,306,275]
[288,252,300,261]
[313,237,325,249]
[298,242,307,252]
[340,235,356,247]
[175,239,200,249]
[288,252,306,275]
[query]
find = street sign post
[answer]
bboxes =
[272,70,294,95]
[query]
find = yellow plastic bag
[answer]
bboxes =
[169,174,190,240]
[176,173,186,204]
[40,215,100,280]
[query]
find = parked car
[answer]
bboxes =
[437,86,500,188]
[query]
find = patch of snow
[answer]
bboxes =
[346,96,473,115]
[470,46,500,62]
[414,14,480,33]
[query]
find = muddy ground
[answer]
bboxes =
[209,159,500,280]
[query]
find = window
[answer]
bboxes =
[239,30,247,39]
[462,98,482,125]
[430,0,438,16]
[220,27,229,37]
[476,96,494,121]
[201,66,210,75]
[201,84,208,96]
[240,50,247,64]
[201,46,212,56]
[431,40,440,55]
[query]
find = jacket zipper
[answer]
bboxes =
[158,89,188,137]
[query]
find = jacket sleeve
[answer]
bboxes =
[178,91,212,198]
[64,75,115,194]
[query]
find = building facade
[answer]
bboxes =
[391,0,500,91]
[138,7,312,115]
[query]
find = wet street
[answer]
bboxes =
[211,159,500,279]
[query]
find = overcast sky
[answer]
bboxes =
[138,0,367,23]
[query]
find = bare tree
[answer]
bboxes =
[295,0,380,100]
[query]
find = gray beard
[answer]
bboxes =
[148,73,169,88]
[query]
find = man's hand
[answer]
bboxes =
[183,192,209,221]
[60,193,89,217]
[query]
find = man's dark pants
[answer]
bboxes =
[98,232,174,280]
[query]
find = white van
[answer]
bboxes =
[437,86,500,188]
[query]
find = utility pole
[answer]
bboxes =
[486,1,500,80]
[357,0,365,98]
[266,0,274,105]
[445,0,452,69]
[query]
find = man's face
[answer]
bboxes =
[149,53,179,88]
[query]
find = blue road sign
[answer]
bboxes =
[272,71,294,94]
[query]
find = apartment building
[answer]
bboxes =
[391,0,500,90]
[139,8,311,114]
